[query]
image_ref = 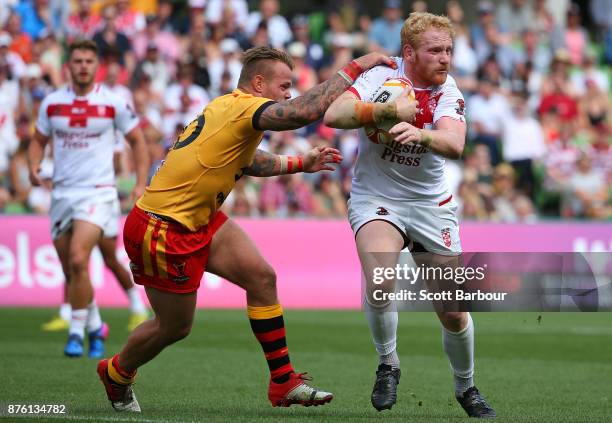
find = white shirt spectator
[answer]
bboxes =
[164,83,210,117]
[501,110,546,162]
[468,92,510,136]
[206,0,249,28]
[246,12,291,48]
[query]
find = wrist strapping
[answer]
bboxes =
[279,156,304,174]
[338,60,364,84]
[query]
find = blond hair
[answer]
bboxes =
[238,46,294,85]
[400,12,455,50]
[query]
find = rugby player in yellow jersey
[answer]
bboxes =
[97,46,414,412]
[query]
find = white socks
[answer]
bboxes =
[59,303,71,322]
[443,313,475,396]
[69,309,88,337]
[126,287,146,314]
[365,303,400,369]
[86,300,102,333]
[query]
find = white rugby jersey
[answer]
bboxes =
[348,57,466,202]
[36,84,139,189]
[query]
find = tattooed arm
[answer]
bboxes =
[244,147,343,177]
[255,53,396,131]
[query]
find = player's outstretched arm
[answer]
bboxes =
[244,147,343,177]
[324,87,418,129]
[27,130,50,187]
[256,53,396,132]
[388,117,466,159]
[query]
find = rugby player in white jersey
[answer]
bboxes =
[324,12,495,417]
[28,40,149,358]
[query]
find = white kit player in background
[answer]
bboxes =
[325,12,496,417]
[28,40,149,358]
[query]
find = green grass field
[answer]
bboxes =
[1,308,610,423]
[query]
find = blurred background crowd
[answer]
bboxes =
[0,0,609,221]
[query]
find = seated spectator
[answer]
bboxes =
[206,0,249,30]
[164,64,210,116]
[491,163,536,222]
[311,174,347,217]
[5,13,32,63]
[563,154,608,219]
[115,0,145,39]
[368,0,404,56]
[468,76,510,165]
[14,0,49,40]
[208,38,242,98]
[66,0,102,42]
[501,95,546,197]
[0,32,26,79]
[246,0,291,48]
[93,7,134,71]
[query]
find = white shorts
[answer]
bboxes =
[50,187,120,240]
[348,193,462,255]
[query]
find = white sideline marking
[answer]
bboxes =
[7,415,171,423]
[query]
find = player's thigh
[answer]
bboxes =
[356,220,405,303]
[69,219,103,265]
[145,286,197,335]
[206,218,275,290]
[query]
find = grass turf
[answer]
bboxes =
[0,308,610,422]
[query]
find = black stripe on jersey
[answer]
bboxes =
[249,315,284,333]
[252,100,277,131]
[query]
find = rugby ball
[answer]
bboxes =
[364,78,415,144]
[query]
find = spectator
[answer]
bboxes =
[164,64,210,116]
[368,0,404,56]
[501,95,546,198]
[93,7,134,70]
[5,13,33,63]
[131,43,171,99]
[491,163,535,222]
[579,79,609,130]
[291,15,325,71]
[208,38,242,98]
[496,0,534,35]
[132,14,181,71]
[206,0,249,30]
[468,77,510,165]
[311,174,347,217]
[538,67,579,122]
[287,41,317,93]
[115,0,146,39]
[0,32,26,78]
[562,4,589,65]
[14,0,50,40]
[8,118,32,205]
[246,0,291,48]
[563,154,608,219]
[65,0,101,42]
[570,51,609,95]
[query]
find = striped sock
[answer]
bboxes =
[248,304,294,384]
[107,354,137,385]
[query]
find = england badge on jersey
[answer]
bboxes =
[441,228,452,247]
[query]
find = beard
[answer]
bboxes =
[414,54,448,86]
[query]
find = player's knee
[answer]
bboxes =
[440,312,466,331]
[68,250,89,275]
[159,318,193,344]
[254,264,277,293]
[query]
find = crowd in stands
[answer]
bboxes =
[0,0,609,221]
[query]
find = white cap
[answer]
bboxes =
[0,32,12,47]
[287,41,306,58]
[220,38,240,54]
[25,64,42,79]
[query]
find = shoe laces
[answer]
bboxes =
[463,387,489,408]
[293,372,312,381]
